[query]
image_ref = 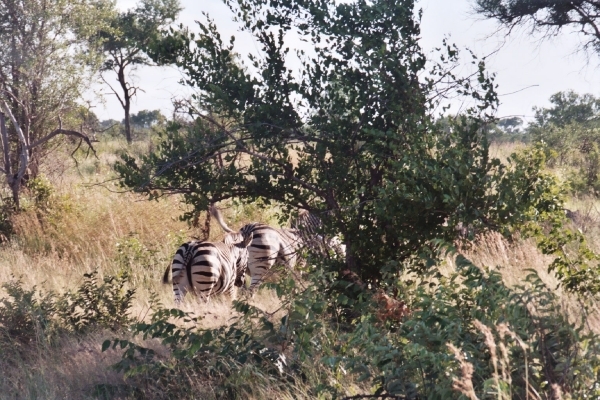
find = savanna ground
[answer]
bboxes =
[1,136,600,399]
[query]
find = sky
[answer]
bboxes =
[97,0,600,124]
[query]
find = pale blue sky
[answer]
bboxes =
[96,0,600,124]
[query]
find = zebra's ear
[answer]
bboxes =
[241,232,253,248]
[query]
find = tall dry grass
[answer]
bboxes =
[0,138,289,398]
[449,230,600,334]
[2,138,600,398]
[1,137,286,306]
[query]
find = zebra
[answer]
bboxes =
[162,233,253,304]
[210,206,303,293]
[291,209,346,259]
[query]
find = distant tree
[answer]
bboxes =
[98,0,181,144]
[98,119,122,138]
[497,117,523,134]
[528,92,600,187]
[532,91,600,128]
[130,109,165,128]
[528,91,600,159]
[474,1,600,56]
[0,0,112,208]
[101,119,121,128]
[67,107,101,133]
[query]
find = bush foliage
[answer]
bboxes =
[0,271,134,350]
[104,257,600,399]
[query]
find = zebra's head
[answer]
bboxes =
[233,232,253,287]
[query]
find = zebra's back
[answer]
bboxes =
[224,223,302,291]
[166,236,252,304]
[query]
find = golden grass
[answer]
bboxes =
[2,138,600,397]
[0,138,292,398]
[0,332,126,400]
[449,231,600,334]
[488,141,526,162]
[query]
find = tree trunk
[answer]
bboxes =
[117,64,132,144]
[345,243,358,273]
[124,104,132,144]
[0,113,20,209]
[202,211,211,241]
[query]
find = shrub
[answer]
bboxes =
[0,271,135,352]
[101,296,305,399]
[55,271,135,333]
[104,254,600,399]
[0,278,57,348]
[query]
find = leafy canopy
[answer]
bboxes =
[98,0,181,71]
[130,109,165,128]
[117,0,566,284]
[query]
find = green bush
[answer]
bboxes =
[55,271,135,333]
[0,279,57,347]
[115,233,159,271]
[333,258,600,399]
[0,271,135,352]
[101,296,304,399]
[104,255,600,399]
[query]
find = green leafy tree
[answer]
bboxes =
[116,0,567,286]
[532,91,600,128]
[129,109,165,128]
[497,116,523,134]
[0,0,112,208]
[475,0,600,56]
[528,92,600,171]
[98,0,181,144]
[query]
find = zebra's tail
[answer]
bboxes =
[162,264,171,284]
[209,204,234,233]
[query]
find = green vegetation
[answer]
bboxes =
[2,0,600,399]
[117,0,572,290]
[96,0,181,143]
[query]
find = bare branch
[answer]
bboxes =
[27,127,97,158]
[100,73,126,109]
[572,3,600,39]
[199,112,328,197]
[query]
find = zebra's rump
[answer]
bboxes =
[168,237,251,303]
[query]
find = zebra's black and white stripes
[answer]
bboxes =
[210,206,303,292]
[291,209,346,259]
[163,234,253,304]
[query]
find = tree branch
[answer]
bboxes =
[100,73,126,109]
[571,3,600,39]
[27,127,97,157]
[195,111,328,198]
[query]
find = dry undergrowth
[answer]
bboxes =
[0,138,291,398]
[0,332,127,400]
[449,230,600,334]
[2,138,600,397]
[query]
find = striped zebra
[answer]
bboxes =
[162,234,253,304]
[210,206,303,293]
[292,209,346,259]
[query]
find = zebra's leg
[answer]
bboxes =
[172,279,188,305]
[247,257,274,295]
[277,247,309,290]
